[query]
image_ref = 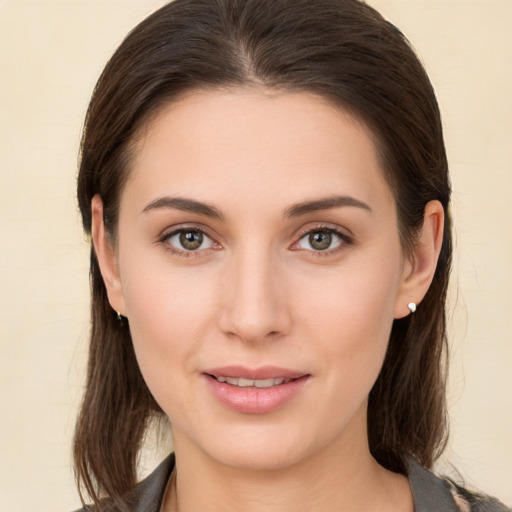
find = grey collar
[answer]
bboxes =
[89,453,460,512]
[406,454,458,512]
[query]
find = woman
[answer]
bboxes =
[73,0,509,511]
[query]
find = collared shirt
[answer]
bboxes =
[75,453,510,512]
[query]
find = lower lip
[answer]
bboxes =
[204,375,310,414]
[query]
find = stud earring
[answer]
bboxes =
[116,311,123,321]
[407,302,417,314]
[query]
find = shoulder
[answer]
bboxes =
[406,455,510,512]
[71,453,175,512]
[448,482,511,512]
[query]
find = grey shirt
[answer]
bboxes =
[76,453,510,512]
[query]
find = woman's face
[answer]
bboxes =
[100,89,417,470]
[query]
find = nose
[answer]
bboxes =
[218,248,291,343]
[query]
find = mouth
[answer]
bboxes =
[208,375,297,388]
[203,366,310,414]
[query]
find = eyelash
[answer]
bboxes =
[158,224,353,258]
[158,224,220,258]
[292,224,353,256]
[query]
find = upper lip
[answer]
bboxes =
[203,365,308,380]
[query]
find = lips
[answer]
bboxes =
[204,365,306,381]
[203,366,310,414]
[213,376,292,388]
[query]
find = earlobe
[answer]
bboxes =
[91,195,126,316]
[394,200,445,319]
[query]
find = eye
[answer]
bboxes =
[165,229,214,252]
[296,229,345,252]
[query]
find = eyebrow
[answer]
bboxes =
[284,195,372,218]
[142,194,371,220]
[142,196,224,220]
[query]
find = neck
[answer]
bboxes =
[164,411,413,512]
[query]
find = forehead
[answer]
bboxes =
[125,88,392,214]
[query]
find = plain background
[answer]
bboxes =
[0,1,510,510]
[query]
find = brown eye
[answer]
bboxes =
[180,230,203,250]
[166,229,213,252]
[297,229,344,252]
[309,231,332,250]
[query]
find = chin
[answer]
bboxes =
[191,423,313,472]
[214,442,307,472]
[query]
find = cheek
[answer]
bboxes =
[295,251,402,382]
[119,255,217,402]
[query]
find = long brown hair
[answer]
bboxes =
[75,0,452,510]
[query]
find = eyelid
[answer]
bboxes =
[157,223,222,256]
[290,223,354,254]
[156,222,353,258]
[158,221,218,240]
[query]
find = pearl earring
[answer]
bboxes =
[407,302,417,314]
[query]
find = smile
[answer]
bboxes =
[213,376,293,388]
[204,367,310,414]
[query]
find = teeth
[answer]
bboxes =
[215,376,290,388]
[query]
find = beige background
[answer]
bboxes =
[0,1,510,510]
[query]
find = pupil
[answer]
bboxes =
[309,231,331,250]
[180,230,203,250]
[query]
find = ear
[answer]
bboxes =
[394,200,445,319]
[91,195,126,316]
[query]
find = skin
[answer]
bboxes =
[92,88,444,512]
